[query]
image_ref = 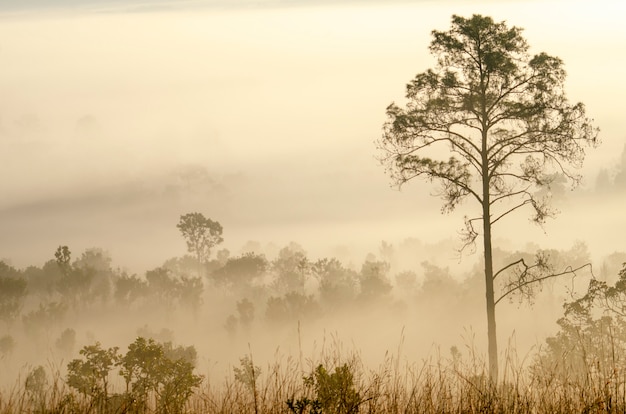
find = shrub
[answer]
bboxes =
[65,337,203,414]
[288,363,361,414]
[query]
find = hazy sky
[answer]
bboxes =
[1,0,624,271]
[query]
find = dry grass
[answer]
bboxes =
[2,336,626,414]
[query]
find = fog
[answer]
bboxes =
[1,0,624,269]
[1,0,625,404]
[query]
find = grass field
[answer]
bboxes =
[1,333,624,414]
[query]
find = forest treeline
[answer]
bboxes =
[2,231,626,413]
[1,226,625,354]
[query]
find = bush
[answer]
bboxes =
[65,337,203,414]
[288,363,361,414]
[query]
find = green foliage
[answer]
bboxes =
[378,13,599,380]
[286,396,322,414]
[119,337,166,398]
[67,342,120,399]
[158,357,203,413]
[233,355,261,392]
[62,337,202,413]
[309,364,361,414]
[288,363,361,414]
[119,337,203,413]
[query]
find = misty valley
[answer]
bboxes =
[1,216,626,412]
[2,1,626,413]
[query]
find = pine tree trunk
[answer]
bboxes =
[480,64,498,383]
[481,139,498,382]
[483,214,498,382]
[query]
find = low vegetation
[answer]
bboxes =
[1,217,624,413]
[0,259,625,413]
[2,326,626,413]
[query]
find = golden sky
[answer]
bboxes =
[0,0,624,270]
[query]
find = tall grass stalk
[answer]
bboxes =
[3,334,626,413]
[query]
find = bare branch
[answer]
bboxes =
[491,199,532,225]
[495,263,593,306]
[493,258,525,281]
[457,215,481,257]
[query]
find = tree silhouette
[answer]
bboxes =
[212,252,267,293]
[0,262,27,324]
[271,243,309,294]
[177,213,223,276]
[312,258,358,308]
[54,246,71,276]
[378,14,598,380]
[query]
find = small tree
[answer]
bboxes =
[67,342,120,406]
[233,355,261,392]
[378,14,598,380]
[234,355,261,413]
[288,363,361,414]
[119,336,164,402]
[177,213,223,276]
[119,337,203,413]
